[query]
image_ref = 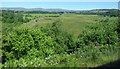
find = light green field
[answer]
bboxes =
[22,14,103,37]
[22,14,117,38]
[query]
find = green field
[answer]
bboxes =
[22,14,105,37]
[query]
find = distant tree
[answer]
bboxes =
[2,11,30,23]
[2,11,24,23]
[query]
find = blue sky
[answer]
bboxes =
[1,0,120,2]
[2,2,118,10]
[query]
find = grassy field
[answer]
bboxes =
[22,14,106,37]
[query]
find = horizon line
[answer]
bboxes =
[1,7,118,11]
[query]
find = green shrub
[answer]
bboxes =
[2,22,22,35]
[77,18,119,47]
[2,26,56,63]
[76,18,119,60]
[44,20,77,54]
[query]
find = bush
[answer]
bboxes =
[77,18,119,47]
[44,20,77,54]
[2,26,56,63]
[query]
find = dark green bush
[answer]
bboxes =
[2,26,56,63]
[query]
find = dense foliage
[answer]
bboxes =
[41,20,76,53]
[2,27,57,63]
[2,11,30,24]
[1,11,119,67]
[77,18,119,47]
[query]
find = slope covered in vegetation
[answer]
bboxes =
[1,11,119,68]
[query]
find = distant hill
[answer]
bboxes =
[1,7,118,12]
[1,7,118,17]
[1,7,70,12]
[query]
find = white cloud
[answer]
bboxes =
[1,0,120,2]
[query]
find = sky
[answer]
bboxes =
[1,2,118,10]
[1,0,120,2]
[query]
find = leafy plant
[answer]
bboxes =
[2,26,56,63]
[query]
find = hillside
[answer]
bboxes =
[1,9,119,68]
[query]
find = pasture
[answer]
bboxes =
[22,14,105,37]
